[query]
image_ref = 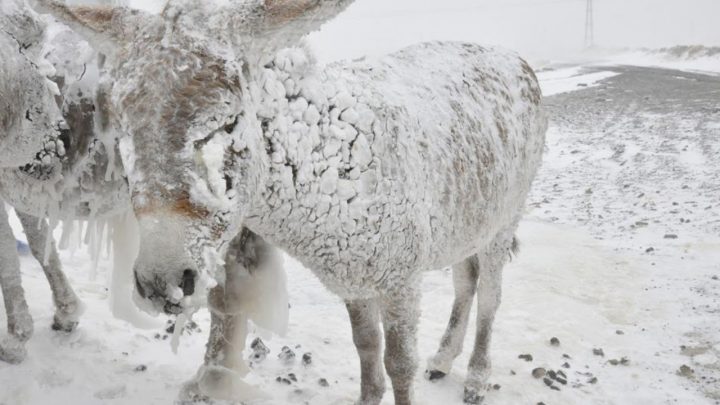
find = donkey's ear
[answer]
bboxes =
[30,0,155,56]
[259,0,355,41]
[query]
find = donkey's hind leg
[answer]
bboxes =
[0,205,33,363]
[16,212,83,332]
[426,256,480,380]
[463,234,517,405]
[346,298,385,405]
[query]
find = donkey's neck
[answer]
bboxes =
[244,46,381,246]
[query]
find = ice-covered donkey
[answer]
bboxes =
[0,1,129,363]
[1,1,284,376]
[33,0,547,403]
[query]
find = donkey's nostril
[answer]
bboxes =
[180,269,196,296]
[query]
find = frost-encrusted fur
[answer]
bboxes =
[249,43,545,299]
[0,3,124,363]
[34,1,547,403]
[0,0,62,168]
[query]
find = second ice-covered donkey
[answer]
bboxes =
[34,0,547,403]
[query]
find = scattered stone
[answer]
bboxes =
[288,373,297,382]
[593,348,605,357]
[677,365,695,378]
[664,234,678,239]
[134,365,147,372]
[550,385,561,391]
[250,338,271,362]
[492,384,501,391]
[547,370,557,380]
[543,377,553,387]
[562,362,571,369]
[276,376,292,385]
[550,337,561,347]
[532,368,547,379]
[510,370,517,376]
[302,352,313,366]
[645,247,654,253]
[712,276,718,281]
[616,330,625,335]
[588,377,598,384]
[518,354,534,362]
[608,357,630,366]
[278,346,296,363]
[318,378,329,387]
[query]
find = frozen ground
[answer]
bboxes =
[1,39,719,405]
[1,61,718,404]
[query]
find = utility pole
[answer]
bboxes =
[585,0,595,48]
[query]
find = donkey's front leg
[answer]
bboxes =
[0,206,33,363]
[178,282,248,403]
[346,298,385,405]
[427,256,480,380]
[380,277,422,405]
[16,212,83,332]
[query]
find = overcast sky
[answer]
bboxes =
[308,0,720,61]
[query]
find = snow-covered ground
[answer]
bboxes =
[1,59,718,404]
[2,0,720,402]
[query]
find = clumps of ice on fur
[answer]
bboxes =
[109,212,162,329]
[228,245,288,336]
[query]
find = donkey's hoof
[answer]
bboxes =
[463,387,485,405]
[0,336,27,364]
[177,380,211,404]
[51,317,79,333]
[52,299,85,333]
[426,369,447,381]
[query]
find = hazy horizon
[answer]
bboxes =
[309,0,720,61]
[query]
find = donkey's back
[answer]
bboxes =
[322,42,546,268]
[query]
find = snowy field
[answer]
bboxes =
[2,1,720,404]
[2,60,718,405]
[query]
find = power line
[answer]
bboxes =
[585,0,595,48]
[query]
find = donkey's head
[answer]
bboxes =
[34,0,353,315]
